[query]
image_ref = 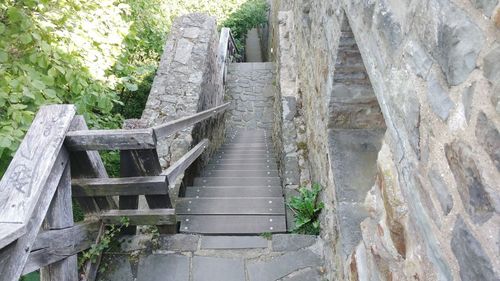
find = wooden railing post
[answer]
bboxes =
[40,163,78,281]
[0,105,75,281]
[120,119,175,234]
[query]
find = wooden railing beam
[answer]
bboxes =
[100,209,176,225]
[153,102,230,138]
[72,176,168,197]
[65,128,156,151]
[164,139,209,187]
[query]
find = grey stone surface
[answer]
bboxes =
[437,3,484,85]
[192,256,245,281]
[272,234,317,251]
[405,40,433,79]
[158,234,199,252]
[445,141,496,224]
[226,62,275,129]
[451,216,497,281]
[483,46,500,85]
[279,268,323,281]
[247,249,323,281]
[471,0,499,16]
[462,82,475,123]
[137,254,189,281]
[200,236,268,249]
[428,168,454,215]
[97,256,134,281]
[427,75,454,121]
[475,112,500,171]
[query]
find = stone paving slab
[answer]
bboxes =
[247,249,323,281]
[137,254,190,281]
[272,234,317,251]
[200,236,269,249]
[280,267,323,281]
[192,256,246,281]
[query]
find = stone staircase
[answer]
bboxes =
[176,128,287,234]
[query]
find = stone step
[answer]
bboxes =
[216,149,276,156]
[209,158,278,165]
[178,215,286,234]
[185,186,282,197]
[204,163,278,170]
[194,177,281,186]
[222,143,271,149]
[212,154,274,160]
[176,198,285,215]
[200,170,279,177]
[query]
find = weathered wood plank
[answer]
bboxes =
[100,209,176,225]
[72,176,168,197]
[0,223,25,249]
[65,128,156,151]
[23,221,100,275]
[153,103,230,138]
[40,164,77,281]
[0,148,70,281]
[164,139,209,187]
[120,119,173,234]
[68,116,116,213]
[0,105,75,224]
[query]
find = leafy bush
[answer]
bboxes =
[222,0,269,52]
[288,183,324,235]
[0,0,269,178]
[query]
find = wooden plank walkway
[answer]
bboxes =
[178,129,286,234]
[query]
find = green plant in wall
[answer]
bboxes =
[79,217,130,271]
[288,183,324,235]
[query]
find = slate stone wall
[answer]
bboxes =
[138,13,226,189]
[269,0,500,280]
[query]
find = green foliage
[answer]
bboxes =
[222,0,269,52]
[79,217,130,269]
[72,200,85,222]
[288,183,324,235]
[260,232,272,240]
[19,272,39,281]
[0,0,269,177]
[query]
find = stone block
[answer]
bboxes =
[272,234,317,251]
[470,0,499,17]
[174,38,194,64]
[192,256,245,281]
[405,40,433,79]
[137,254,190,281]
[428,168,454,215]
[475,112,500,171]
[437,4,484,85]
[451,216,496,281]
[483,46,500,85]
[462,82,475,123]
[158,234,199,252]
[200,236,268,249]
[247,249,322,281]
[445,140,496,224]
[97,255,134,281]
[427,75,454,121]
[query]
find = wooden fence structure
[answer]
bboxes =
[0,29,237,281]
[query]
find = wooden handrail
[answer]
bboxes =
[64,103,229,151]
[153,103,230,138]
[164,139,209,187]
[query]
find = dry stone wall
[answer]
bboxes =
[269,0,500,280]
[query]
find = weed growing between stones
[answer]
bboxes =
[78,217,130,275]
[260,232,273,240]
[288,183,324,235]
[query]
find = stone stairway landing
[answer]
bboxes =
[98,234,325,281]
[176,129,286,234]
